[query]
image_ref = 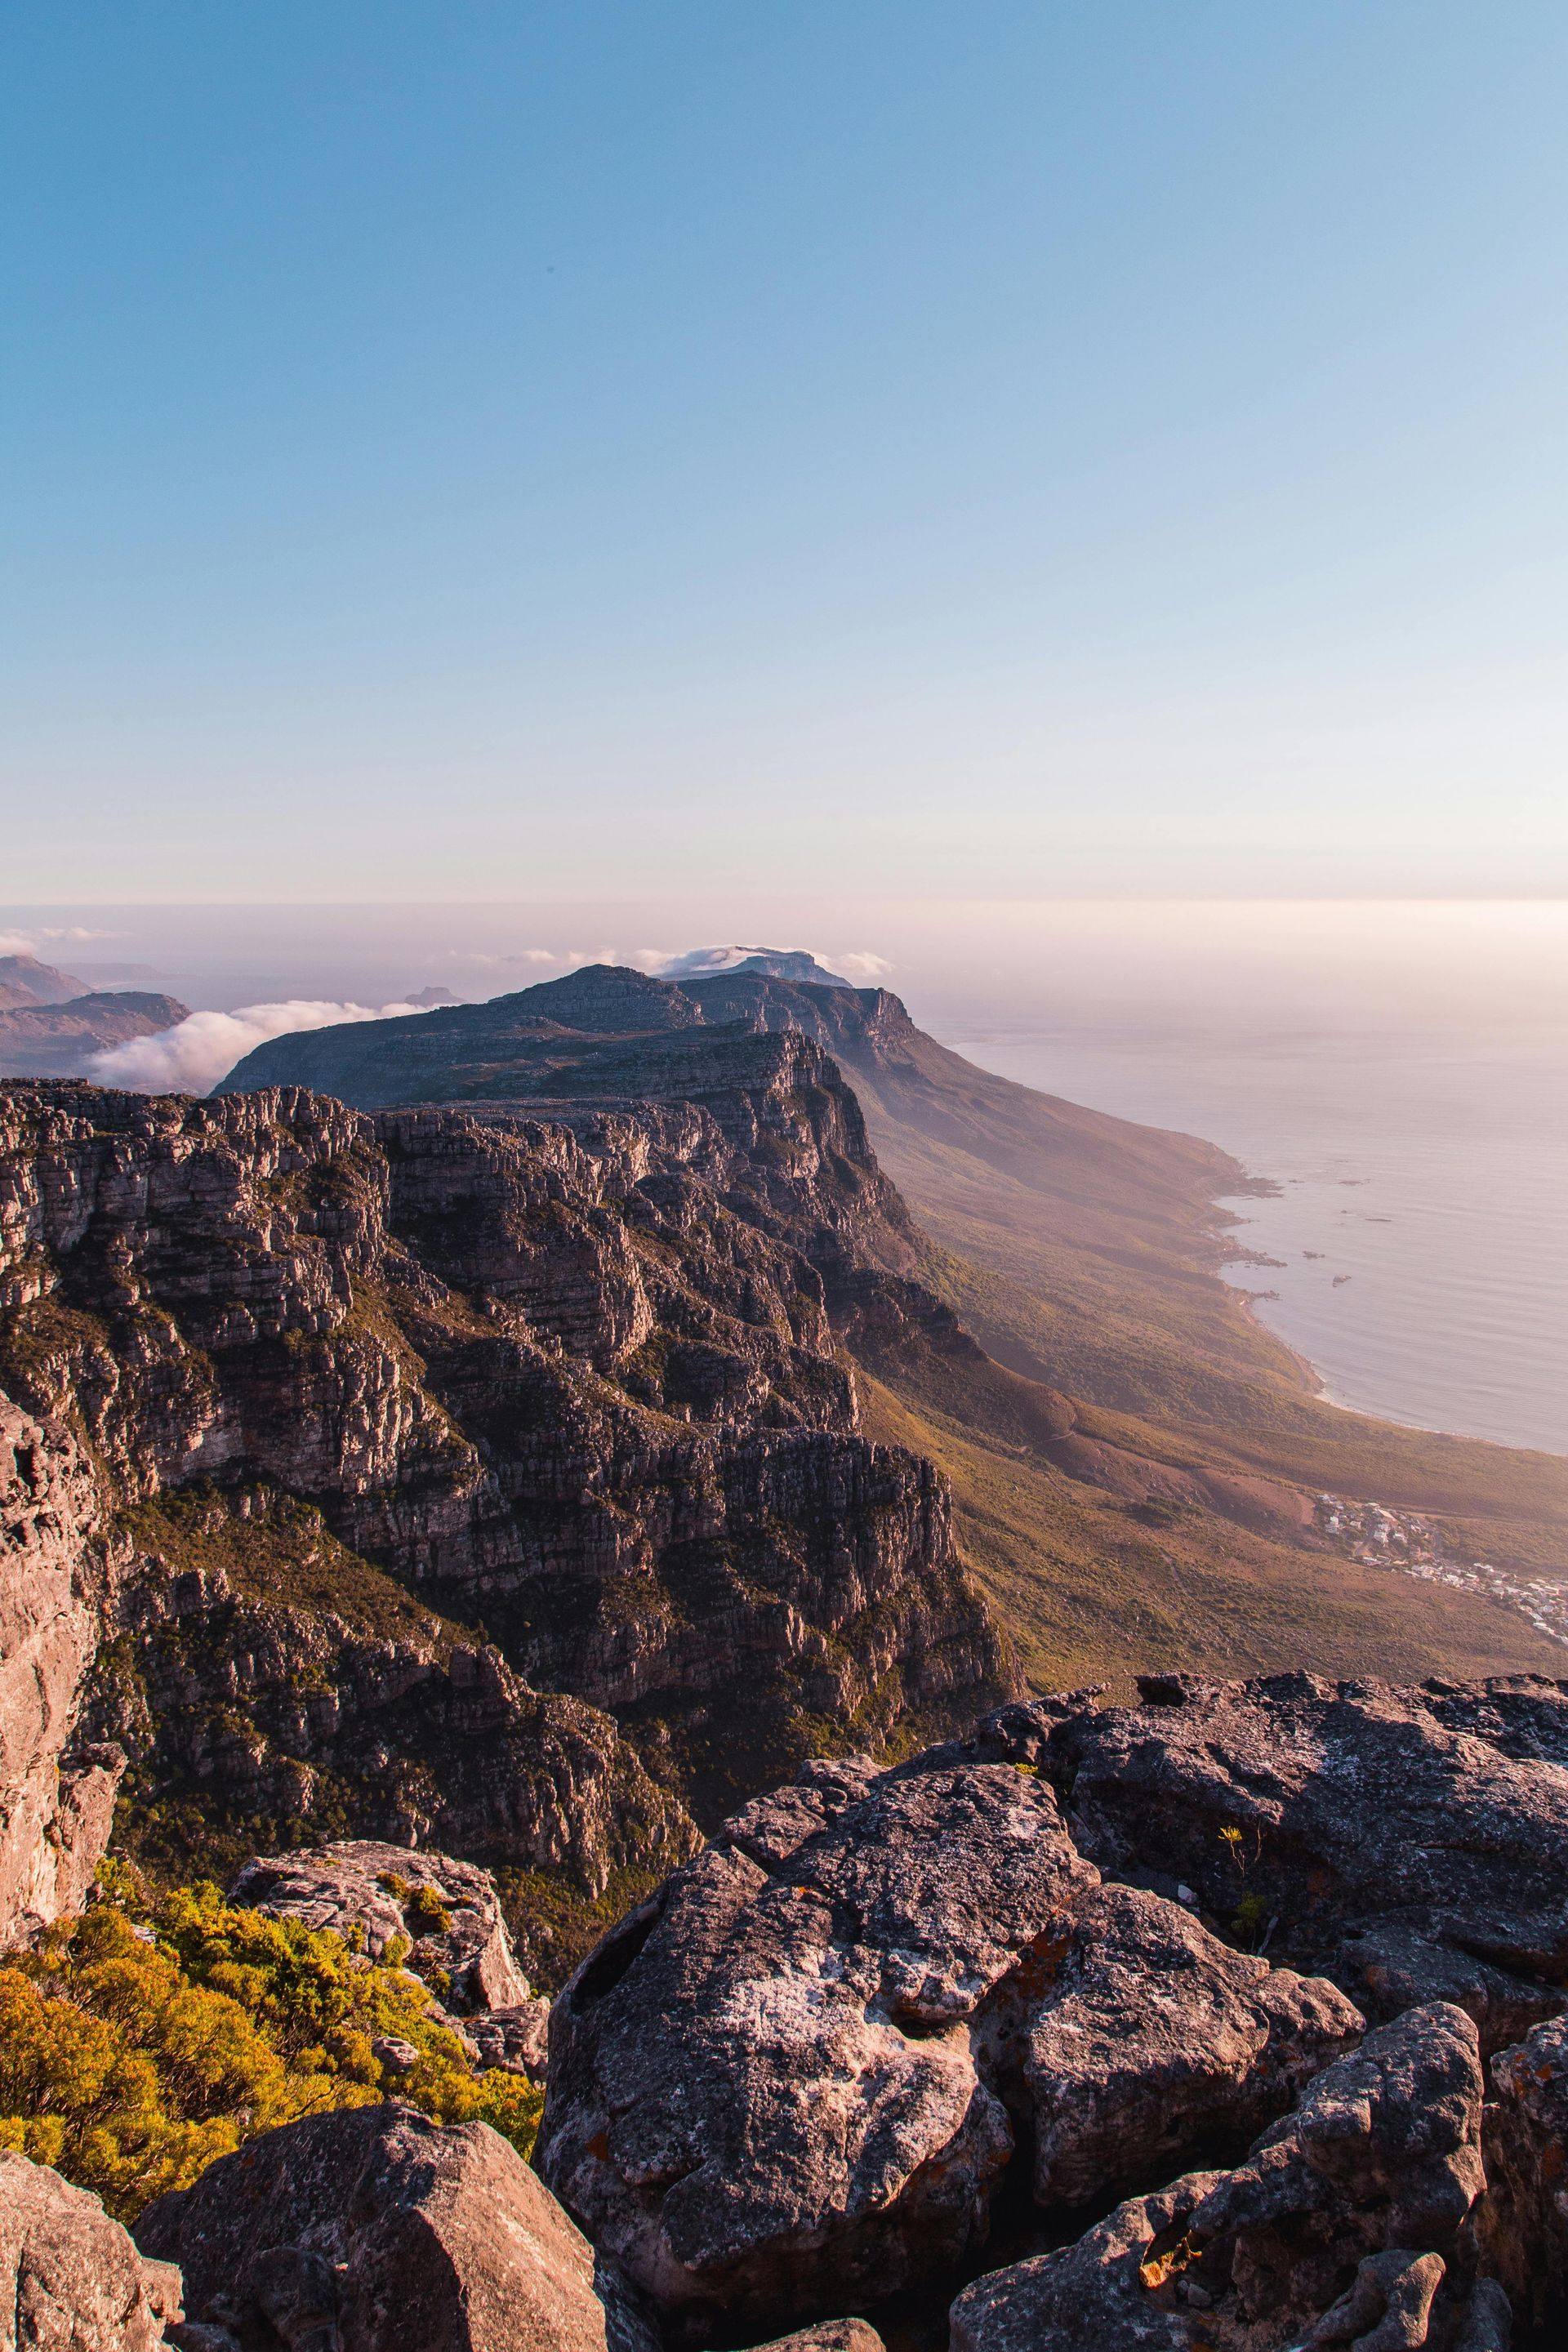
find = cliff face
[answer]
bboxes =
[0,1074,1008,1922]
[0,1395,123,1938]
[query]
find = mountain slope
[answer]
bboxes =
[0,991,190,1078]
[217,966,1568,1682]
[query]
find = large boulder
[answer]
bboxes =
[0,2148,182,2350]
[135,2102,655,2352]
[227,1840,537,2020]
[538,1749,1361,2340]
[1477,2011,1568,2336]
[1032,1673,1568,2048]
[951,2003,1504,2352]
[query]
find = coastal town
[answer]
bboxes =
[1314,1490,1568,1650]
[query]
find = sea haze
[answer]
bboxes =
[951,1019,1568,1459]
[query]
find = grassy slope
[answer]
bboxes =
[860,1370,1565,1696]
[839,1045,1567,1690]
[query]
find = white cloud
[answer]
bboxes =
[0,932,37,957]
[835,951,895,979]
[39,925,122,943]
[89,1000,425,1096]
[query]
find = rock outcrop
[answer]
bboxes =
[538,1745,1361,2339]
[0,1392,123,1940]
[229,1838,552,2068]
[1031,1671,1568,2049]
[0,1080,1008,1922]
[136,2103,657,2352]
[950,2003,1499,2352]
[0,2149,182,2350]
[229,1838,528,2009]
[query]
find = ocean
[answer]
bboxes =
[947,1018,1568,1459]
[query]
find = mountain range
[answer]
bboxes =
[0,953,189,1076]
[222,958,1568,1694]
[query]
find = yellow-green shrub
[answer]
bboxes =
[0,1873,541,2220]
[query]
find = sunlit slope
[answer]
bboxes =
[858,1372,1566,1695]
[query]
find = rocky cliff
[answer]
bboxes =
[0,1073,1008,1953]
[0,1393,123,1939]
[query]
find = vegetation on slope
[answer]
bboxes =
[0,1868,541,2220]
[860,1372,1566,1696]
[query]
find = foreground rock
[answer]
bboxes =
[951,2002,1503,2352]
[0,2148,181,2350]
[1024,1672,1568,2049]
[0,1392,123,1940]
[136,2102,654,2352]
[539,1748,1361,2339]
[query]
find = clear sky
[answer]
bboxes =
[2,2,1565,902]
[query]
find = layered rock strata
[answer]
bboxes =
[0,1392,123,1939]
[0,1080,1006,1913]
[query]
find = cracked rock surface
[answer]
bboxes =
[538,1746,1361,2338]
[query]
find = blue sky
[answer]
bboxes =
[2,2,1565,901]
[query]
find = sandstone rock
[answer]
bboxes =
[745,2327,885,2352]
[466,1998,552,2076]
[1037,1673,1568,2045]
[0,1391,122,1940]
[951,2003,1497,2352]
[0,2147,181,2350]
[1477,2011,1568,2336]
[136,2102,654,2352]
[998,1880,1363,2207]
[228,1839,529,2013]
[539,1749,1361,2341]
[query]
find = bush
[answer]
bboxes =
[0,1870,541,2220]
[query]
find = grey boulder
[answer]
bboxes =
[539,1750,1360,2341]
[951,2002,1501,2352]
[135,2103,654,2352]
[1037,1672,1568,2048]
[1477,2011,1568,2337]
[0,2148,182,2351]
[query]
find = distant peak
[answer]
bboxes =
[656,945,853,987]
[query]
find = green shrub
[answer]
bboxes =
[0,1872,541,2221]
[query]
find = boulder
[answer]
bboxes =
[1477,2011,1568,2336]
[1001,1881,1362,2206]
[746,2328,884,2352]
[135,2103,655,2352]
[539,1750,1361,2341]
[951,2003,1500,2352]
[1036,1673,1568,2047]
[227,1840,529,2016]
[0,2148,181,2350]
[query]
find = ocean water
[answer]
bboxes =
[945,1021,1568,1459]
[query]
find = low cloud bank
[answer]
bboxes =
[90,1000,424,1096]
